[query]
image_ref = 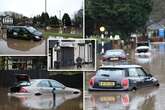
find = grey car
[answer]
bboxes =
[101,49,127,61]
[88,65,159,91]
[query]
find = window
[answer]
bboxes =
[49,80,65,88]
[137,68,147,76]
[128,68,139,77]
[128,68,146,77]
[13,28,20,33]
[38,80,50,87]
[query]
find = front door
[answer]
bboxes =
[61,47,74,66]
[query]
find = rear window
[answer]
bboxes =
[96,68,125,78]
[137,49,149,53]
[105,50,125,56]
[16,81,31,87]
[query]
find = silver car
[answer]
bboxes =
[9,74,81,96]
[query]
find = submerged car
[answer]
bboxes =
[101,49,127,61]
[135,46,151,57]
[7,26,43,41]
[88,65,159,91]
[9,74,81,96]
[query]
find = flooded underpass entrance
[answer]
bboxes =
[85,43,165,110]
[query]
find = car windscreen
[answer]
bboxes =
[96,68,125,78]
[105,51,125,56]
[26,27,38,33]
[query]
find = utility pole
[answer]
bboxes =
[45,0,47,13]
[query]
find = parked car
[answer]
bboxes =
[88,65,159,91]
[135,46,151,57]
[101,49,127,61]
[9,74,81,96]
[7,26,43,41]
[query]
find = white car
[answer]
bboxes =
[135,46,151,57]
[8,74,81,96]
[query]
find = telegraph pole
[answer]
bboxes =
[45,0,47,13]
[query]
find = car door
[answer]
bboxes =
[12,28,20,38]
[37,80,53,94]
[20,28,30,39]
[137,68,153,87]
[128,68,143,88]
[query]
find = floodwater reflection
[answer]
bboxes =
[0,33,45,55]
[12,93,81,110]
[86,88,158,110]
[0,88,82,110]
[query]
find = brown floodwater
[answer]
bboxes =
[0,88,83,110]
[85,43,165,110]
[0,33,46,55]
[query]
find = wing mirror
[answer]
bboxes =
[147,73,153,77]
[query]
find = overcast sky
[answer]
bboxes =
[0,0,83,18]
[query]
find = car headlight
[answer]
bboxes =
[35,36,40,39]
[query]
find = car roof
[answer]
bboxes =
[99,65,142,69]
[136,46,150,50]
[106,49,124,52]
[7,26,31,29]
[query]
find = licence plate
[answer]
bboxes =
[100,96,116,102]
[99,82,115,87]
[110,58,119,60]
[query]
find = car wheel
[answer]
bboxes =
[155,83,160,87]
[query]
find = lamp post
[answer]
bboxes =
[100,26,105,54]
[45,0,47,13]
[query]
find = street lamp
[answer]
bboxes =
[100,26,105,32]
[100,26,105,54]
[45,0,47,13]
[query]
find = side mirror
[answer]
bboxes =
[126,53,129,56]
[147,73,153,77]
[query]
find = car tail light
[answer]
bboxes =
[19,87,29,93]
[89,77,95,88]
[121,79,129,89]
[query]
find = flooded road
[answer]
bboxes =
[0,33,46,55]
[0,88,83,110]
[85,43,165,110]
